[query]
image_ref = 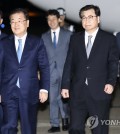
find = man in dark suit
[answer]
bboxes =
[61,5,119,134]
[0,8,50,134]
[0,9,7,134]
[42,9,72,133]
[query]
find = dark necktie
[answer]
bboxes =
[16,39,22,88]
[86,35,92,58]
[53,32,56,48]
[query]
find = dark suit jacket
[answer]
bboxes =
[61,29,119,100]
[0,33,7,40]
[0,34,50,104]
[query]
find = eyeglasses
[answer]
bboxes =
[10,20,27,25]
[81,15,97,21]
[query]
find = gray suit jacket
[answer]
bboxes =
[42,28,72,80]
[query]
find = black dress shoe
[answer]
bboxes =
[62,118,69,131]
[48,127,60,133]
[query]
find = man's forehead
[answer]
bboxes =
[81,9,95,16]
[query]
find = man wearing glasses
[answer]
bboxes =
[0,8,50,134]
[61,5,119,134]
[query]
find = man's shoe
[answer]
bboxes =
[48,127,60,133]
[62,118,69,131]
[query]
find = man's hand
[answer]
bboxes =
[61,89,69,98]
[39,91,48,103]
[104,84,114,94]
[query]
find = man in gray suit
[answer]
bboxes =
[42,9,72,133]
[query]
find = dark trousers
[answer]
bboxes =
[1,98,38,134]
[69,85,110,134]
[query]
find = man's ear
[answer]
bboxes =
[97,16,100,24]
[27,20,29,28]
[0,18,3,24]
[58,18,62,23]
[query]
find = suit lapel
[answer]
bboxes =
[20,34,32,64]
[9,35,19,63]
[79,32,88,60]
[57,28,64,48]
[88,29,101,60]
[47,31,53,48]
[45,30,55,50]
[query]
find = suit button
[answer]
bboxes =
[86,66,90,69]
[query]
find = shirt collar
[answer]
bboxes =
[15,33,27,50]
[51,27,60,34]
[15,32,27,41]
[85,28,99,37]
